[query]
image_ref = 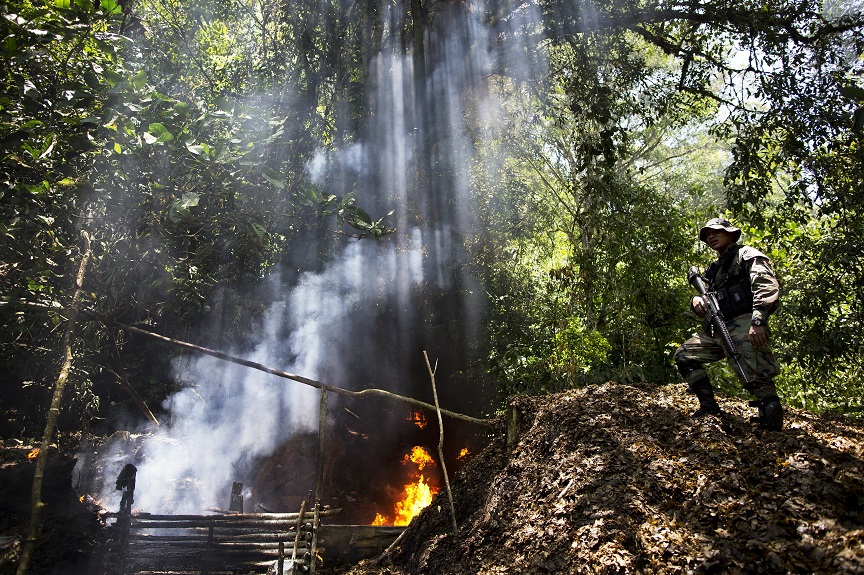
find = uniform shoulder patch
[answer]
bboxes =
[738,245,768,261]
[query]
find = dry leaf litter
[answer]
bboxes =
[342,382,864,575]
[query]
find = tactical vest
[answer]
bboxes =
[705,244,754,319]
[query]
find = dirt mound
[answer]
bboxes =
[342,382,864,574]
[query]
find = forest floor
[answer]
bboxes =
[1,382,863,575]
[342,382,864,575]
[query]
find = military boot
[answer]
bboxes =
[690,378,722,418]
[750,396,783,431]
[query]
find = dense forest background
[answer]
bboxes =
[2,0,864,442]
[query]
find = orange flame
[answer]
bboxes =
[27,449,40,460]
[372,446,440,526]
[393,474,438,526]
[407,411,427,429]
[458,447,470,460]
[403,445,435,470]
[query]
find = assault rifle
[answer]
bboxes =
[687,266,751,386]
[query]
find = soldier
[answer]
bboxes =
[115,463,137,515]
[674,218,783,430]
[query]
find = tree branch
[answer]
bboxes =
[4,300,496,429]
[16,231,92,575]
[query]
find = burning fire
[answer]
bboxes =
[403,445,434,469]
[407,411,427,429]
[27,448,39,460]
[458,447,470,460]
[372,446,440,526]
[371,512,387,526]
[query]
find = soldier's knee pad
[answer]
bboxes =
[675,360,702,380]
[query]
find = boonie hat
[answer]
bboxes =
[699,218,741,243]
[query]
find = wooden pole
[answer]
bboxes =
[314,389,328,504]
[289,500,307,573]
[278,541,284,575]
[309,500,322,575]
[203,522,214,575]
[423,352,458,537]
[3,300,495,429]
[376,525,409,565]
[506,403,522,450]
[16,231,92,575]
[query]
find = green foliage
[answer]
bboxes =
[0,0,394,436]
[477,31,708,398]
[550,318,611,380]
[3,0,864,438]
[477,0,864,415]
[0,0,122,436]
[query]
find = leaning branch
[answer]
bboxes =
[16,231,92,575]
[424,351,458,537]
[4,300,495,429]
[112,321,495,428]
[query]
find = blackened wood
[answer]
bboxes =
[309,501,322,575]
[229,482,244,513]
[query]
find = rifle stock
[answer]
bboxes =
[687,266,751,385]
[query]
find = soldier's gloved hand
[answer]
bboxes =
[691,296,707,318]
[749,324,768,347]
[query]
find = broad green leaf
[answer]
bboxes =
[148,123,169,136]
[131,70,147,91]
[147,123,174,142]
[100,0,121,14]
[262,168,286,190]
[345,205,373,229]
[249,222,267,244]
[179,192,199,208]
[103,70,124,86]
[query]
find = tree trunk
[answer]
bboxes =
[16,231,92,575]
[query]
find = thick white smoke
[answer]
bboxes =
[85,0,545,516]
[92,238,425,514]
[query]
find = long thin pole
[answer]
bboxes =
[314,389,328,504]
[423,351,458,537]
[4,300,495,429]
[16,232,92,575]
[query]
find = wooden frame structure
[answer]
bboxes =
[107,387,404,575]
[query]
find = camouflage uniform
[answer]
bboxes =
[674,218,783,429]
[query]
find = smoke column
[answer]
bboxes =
[85,0,545,514]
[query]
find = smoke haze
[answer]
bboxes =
[83,0,545,515]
